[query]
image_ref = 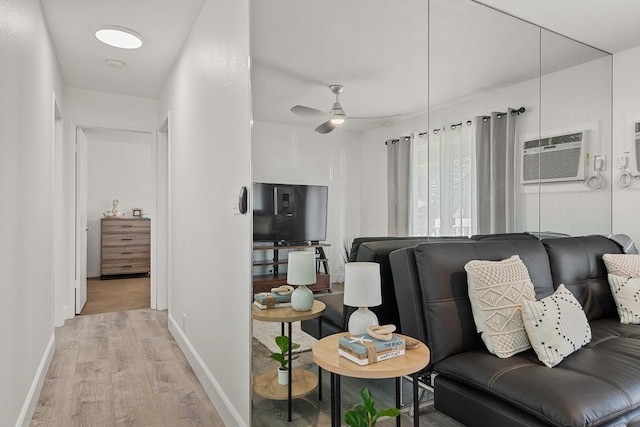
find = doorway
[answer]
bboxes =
[73,125,159,315]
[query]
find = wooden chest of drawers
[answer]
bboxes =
[101,218,151,278]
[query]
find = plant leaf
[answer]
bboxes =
[376,408,402,419]
[344,405,368,427]
[271,354,288,369]
[360,388,376,416]
[344,411,366,427]
[274,335,288,352]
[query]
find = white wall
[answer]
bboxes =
[157,0,252,425]
[358,56,613,237]
[86,134,153,277]
[613,45,640,245]
[0,0,63,425]
[251,121,362,281]
[63,87,158,130]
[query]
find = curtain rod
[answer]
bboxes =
[385,135,411,145]
[417,106,526,138]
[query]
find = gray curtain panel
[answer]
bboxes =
[387,135,412,236]
[475,109,517,234]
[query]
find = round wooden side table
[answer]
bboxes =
[252,299,326,422]
[312,332,430,427]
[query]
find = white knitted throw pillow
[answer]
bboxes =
[465,255,536,358]
[522,284,591,368]
[603,254,640,277]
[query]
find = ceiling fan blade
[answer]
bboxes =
[347,114,402,120]
[291,105,328,118]
[314,120,336,134]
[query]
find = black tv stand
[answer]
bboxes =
[252,242,331,294]
[274,240,319,247]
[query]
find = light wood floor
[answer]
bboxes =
[30,309,225,427]
[31,303,461,426]
[81,277,150,315]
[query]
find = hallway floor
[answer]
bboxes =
[81,277,151,315]
[30,309,224,427]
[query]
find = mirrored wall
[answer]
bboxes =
[250,0,612,422]
[427,0,612,238]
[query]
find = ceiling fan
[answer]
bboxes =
[290,85,399,134]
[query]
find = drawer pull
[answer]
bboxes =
[122,225,133,228]
[121,265,132,269]
[121,238,133,241]
[121,252,133,255]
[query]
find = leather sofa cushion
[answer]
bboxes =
[436,319,640,426]
[349,236,437,262]
[543,235,621,321]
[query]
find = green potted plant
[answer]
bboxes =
[345,387,401,427]
[270,335,300,385]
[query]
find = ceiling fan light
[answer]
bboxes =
[330,115,345,125]
[95,26,143,49]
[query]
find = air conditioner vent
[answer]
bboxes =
[521,130,588,184]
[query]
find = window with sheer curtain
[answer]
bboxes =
[411,126,477,237]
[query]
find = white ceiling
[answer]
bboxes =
[476,0,640,55]
[40,0,640,130]
[41,0,205,99]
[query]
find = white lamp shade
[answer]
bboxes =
[287,251,316,285]
[343,262,382,307]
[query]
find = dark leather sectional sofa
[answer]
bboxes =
[301,233,537,339]
[390,235,640,426]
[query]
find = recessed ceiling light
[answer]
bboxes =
[95,26,143,49]
[105,59,126,69]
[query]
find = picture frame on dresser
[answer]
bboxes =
[132,208,142,217]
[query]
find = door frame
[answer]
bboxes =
[65,120,167,319]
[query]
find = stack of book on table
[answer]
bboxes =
[253,291,291,309]
[338,333,406,366]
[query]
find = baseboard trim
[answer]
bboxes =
[168,313,246,427]
[16,333,55,427]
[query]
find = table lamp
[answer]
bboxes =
[343,262,382,335]
[287,251,316,311]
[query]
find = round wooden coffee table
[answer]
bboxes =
[312,332,430,427]
[252,300,326,422]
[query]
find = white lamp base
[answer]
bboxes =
[291,284,314,311]
[348,307,379,335]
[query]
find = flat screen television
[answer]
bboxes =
[252,182,328,243]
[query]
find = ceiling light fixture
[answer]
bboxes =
[330,115,345,125]
[95,26,143,49]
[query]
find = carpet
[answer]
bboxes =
[252,320,317,354]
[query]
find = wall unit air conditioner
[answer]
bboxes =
[521,130,588,184]
[631,121,640,175]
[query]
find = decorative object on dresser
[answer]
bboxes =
[101,218,150,278]
[287,251,316,311]
[343,262,382,335]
